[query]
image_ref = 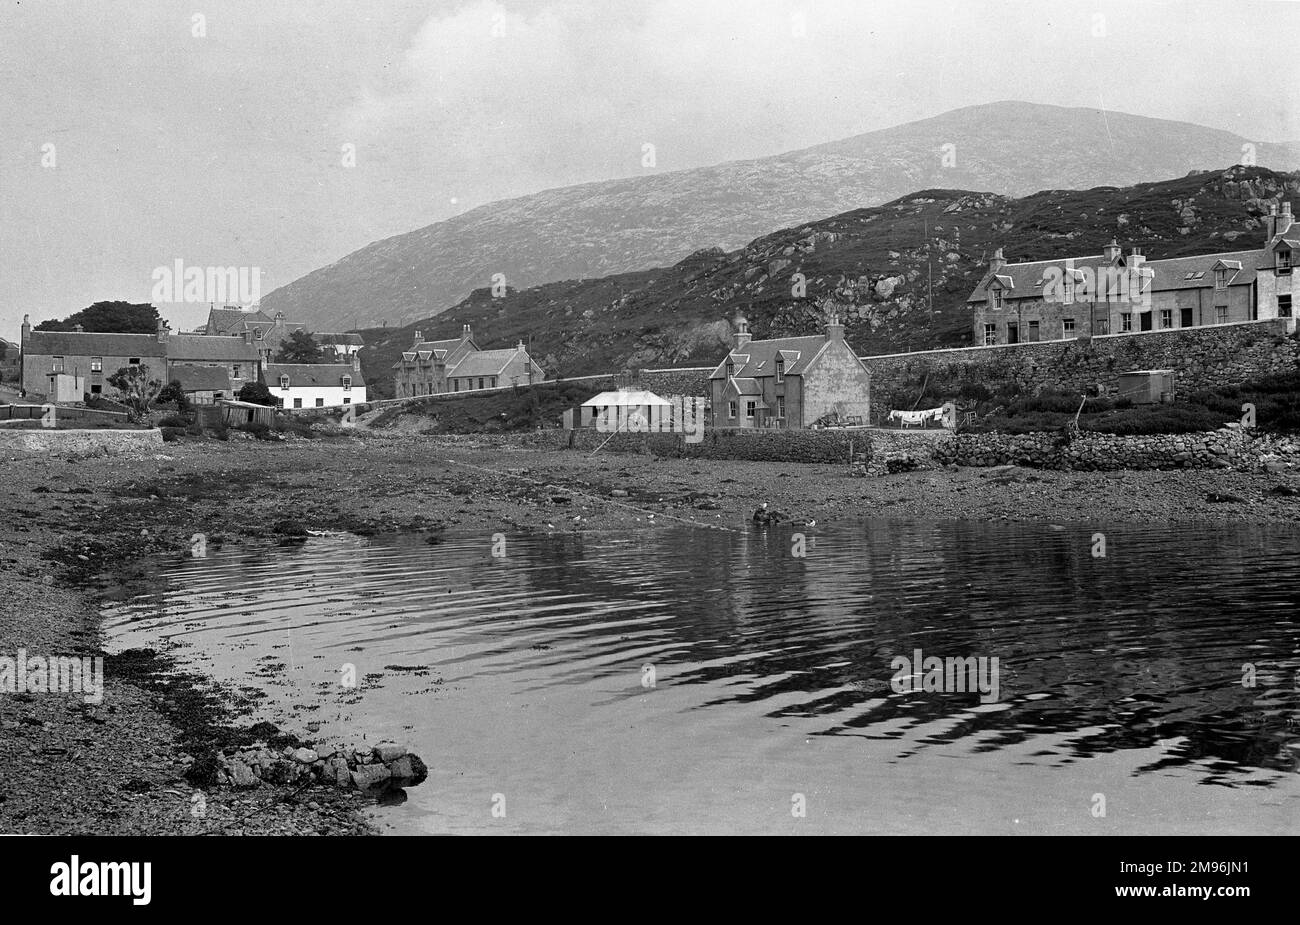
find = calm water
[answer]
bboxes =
[101,521,1300,835]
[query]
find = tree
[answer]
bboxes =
[236,381,277,406]
[157,379,189,411]
[107,364,164,418]
[275,330,322,363]
[35,301,161,334]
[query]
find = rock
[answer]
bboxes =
[1206,492,1245,503]
[293,747,318,764]
[351,763,392,791]
[387,754,429,787]
[610,489,629,497]
[226,760,260,788]
[372,743,407,762]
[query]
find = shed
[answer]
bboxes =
[1116,369,1175,405]
[46,372,86,403]
[579,389,671,429]
[218,399,276,427]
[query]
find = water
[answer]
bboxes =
[101,521,1300,835]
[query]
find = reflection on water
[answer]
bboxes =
[102,520,1300,834]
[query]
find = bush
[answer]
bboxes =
[157,413,191,428]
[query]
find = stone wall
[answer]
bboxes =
[0,427,163,457]
[639,366,712,396]
[863,318,1299,415]
[931,427,1298,473]
[526,425,868,464]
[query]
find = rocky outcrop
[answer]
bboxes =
[215,742,428,793]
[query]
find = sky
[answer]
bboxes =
[2,0,1297,339]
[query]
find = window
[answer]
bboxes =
[453,379,460,392]
[775,359,784,382]
[982,323,997,346]
[129,357,140,365]
[1028,320,1040,342]
[490,377,497,388]
[90,357,102,372]
[342,375,352,391]
[478,377,485,390]
[992,289,1004,309]
[90,384,101,394]
[727,401,737,419]
[315,398,324,407]
[293,398,303,408]
[1062,318,1076,337]
[1215,269,1227,289]
[279,375,290,390]
[51,356,64,372]
[1120,313,1132,332]
[1277,249,1291,271]
[1216,306,1228,324]
[343,398,351,405]
[745,400,756,419]
[776,396,785,419]
[1096,319,1110,335]
[1160,309,1173,329]
[1280,295,1293,318]
[725,361,734,378]
[232,364,241,379]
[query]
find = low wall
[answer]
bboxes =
[0,427,163,457]
[931,427,1298,472]
[526,426,868,464]
[862,318,1299,411]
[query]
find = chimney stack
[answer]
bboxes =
[21,314,30,344]
[74,324,83,333]
[156,318,168,343]
[462,324,472,340]
[413,330,422,347]
[733,316,751,350]
[990,247,1006,273]
[825,313,844,343]
[1279,201,1295,237]
[1104,239,1122,262]
[352,352,361,372]
[1127,247,1145,269]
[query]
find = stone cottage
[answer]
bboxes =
[707,316,871,428]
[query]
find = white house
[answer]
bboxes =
[263,360,366,409]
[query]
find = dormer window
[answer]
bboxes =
[1215,269,1227,289]
[775,358,784,382]
[342,375,352,391]
[725,360,734,378]
[992,288,1004,309]
[1278,248,1292,271]
[279,375,290,390]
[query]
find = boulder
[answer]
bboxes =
[373,743,407,763]
[351,763,392,791]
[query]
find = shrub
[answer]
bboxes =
[157,413,191,428]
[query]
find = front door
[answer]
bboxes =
[1006,323,1019,344]
[1180,307,1194,328]
[1139,312,1153,331]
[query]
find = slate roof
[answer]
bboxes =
[264,363,366,387]
[170,365,234,392]
[167,334,261,363]
[207,307,271,334]
[315,333,365,346]
[448,348,531,378]
[708,335,828,380]
[23,330,166,358]
[968,249,1266,302]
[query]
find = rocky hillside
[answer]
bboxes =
[264,102,1299,331]
[355,166,1300,398]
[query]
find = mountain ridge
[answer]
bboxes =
[263,101,1300,331]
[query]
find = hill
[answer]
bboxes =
[357,165,1300,397]
[263,102,1300,331]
